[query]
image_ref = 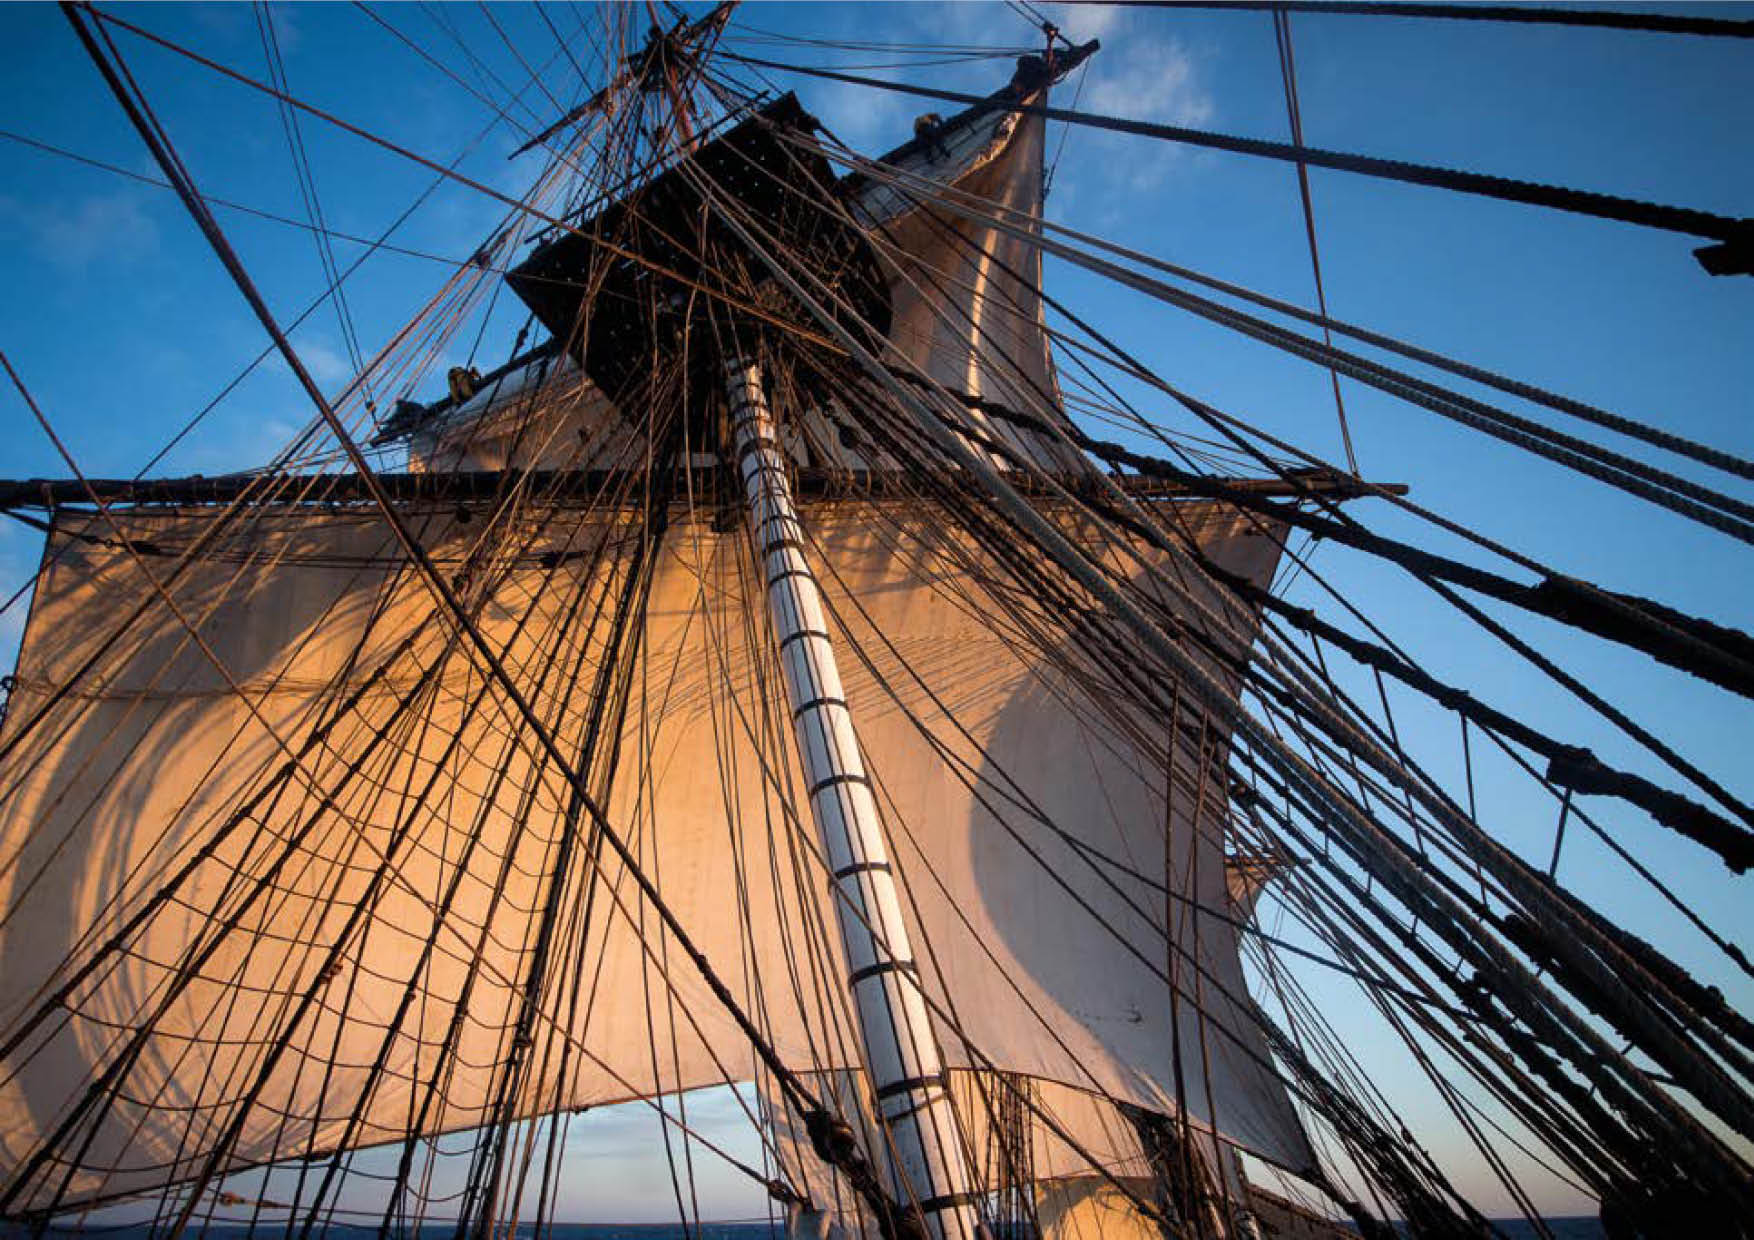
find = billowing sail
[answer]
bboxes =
[0,493,1304,1212]
[844,60,1085,474]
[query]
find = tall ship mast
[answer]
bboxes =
[0,4,1750,1238]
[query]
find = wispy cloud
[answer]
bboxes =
[175,409,305,475]
[1032,7,1219,206]
[291,335,352,386]
[0,190,160,271]
[927,2,1016,47]
[260,331,353,389]
[1049,2,1128,42]
[266,2,304,56]
[810,76,916,150]
[1087,32,1213,198]
[1083,36,1213,131]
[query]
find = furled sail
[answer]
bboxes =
[0,493,1305,1212]
[408,349,606,474]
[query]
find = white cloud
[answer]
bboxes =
[1044,2,1127,42]
[190,2,251,41]
[930,3,1007,46]
[809,77,916,150]
[1048,28,1218,202]
[176,411,305,474]
[292,335,352,385]
[869,3,1216,185]
[1083,34,1214,130]
[0,190,160,271]
[261,331,353,388]
[419,179,520,269]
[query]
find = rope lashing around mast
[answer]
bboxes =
[724,51,1754,274]
[1107,1,1754,40]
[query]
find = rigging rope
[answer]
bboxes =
[1271,7,1359,475]
[59,12,922,1232]
[12,7,1752,1231]
[724,50,1754,256]
[1117,1,1754,40]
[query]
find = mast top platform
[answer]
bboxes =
[506,94,891,410]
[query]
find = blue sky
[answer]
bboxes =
[1,0,1750,1226]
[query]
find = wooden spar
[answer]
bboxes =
[727,358,981,1240]
[0,469,1405,511]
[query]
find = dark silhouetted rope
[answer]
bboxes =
[1110,1,1754,40]
[724,51,1754,247]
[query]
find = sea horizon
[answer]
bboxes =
[4,1215,1608,1239]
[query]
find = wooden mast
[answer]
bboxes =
[728,357,982,1240]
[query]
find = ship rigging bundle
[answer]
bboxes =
[0,3,1751,1238]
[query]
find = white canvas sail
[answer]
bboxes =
[845,70,1085,475]
[0,493,1306,1212]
